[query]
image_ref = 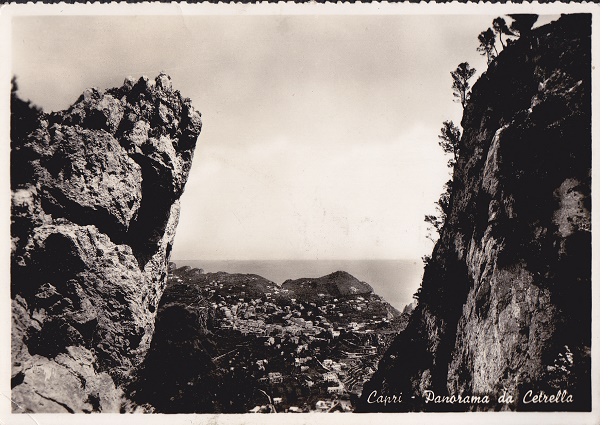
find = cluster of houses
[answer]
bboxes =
[211,294,390,342]
[247,399,353,413]
[169,269,395,413]
[198,276,390,333]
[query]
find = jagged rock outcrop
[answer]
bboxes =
[11,73,202,412]
[358,14,591,412]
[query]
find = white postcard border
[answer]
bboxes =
[0,2,602,425]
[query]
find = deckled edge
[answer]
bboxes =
[0,3,602,425]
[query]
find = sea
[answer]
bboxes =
[170,259,423,312]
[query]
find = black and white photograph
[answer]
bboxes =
[0,2,601,424]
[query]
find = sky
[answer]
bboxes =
[11,13,542,262]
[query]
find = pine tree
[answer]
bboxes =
[477,28,497,65]
[492,17,514,48]
[438,120,461,168]
[450,63,476,110]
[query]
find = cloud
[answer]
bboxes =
[173,125,450,260]
[12,13,503,261]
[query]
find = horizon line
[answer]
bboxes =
[170,258,423,262]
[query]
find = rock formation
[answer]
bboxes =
[358,14,591,412]
[10,73,202,412]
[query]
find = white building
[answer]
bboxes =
[328,385,344,395]
[268,372,283,383]
[315,400,330,411]
[322,372,339,382]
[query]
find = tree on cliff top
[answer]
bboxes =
[451,63,476,110]
[492,17,514,48]
[477,28,498,66]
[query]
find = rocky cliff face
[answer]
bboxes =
[10,73,202,412]
[358,14,591,412]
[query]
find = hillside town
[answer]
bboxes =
[166,265,410,412]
